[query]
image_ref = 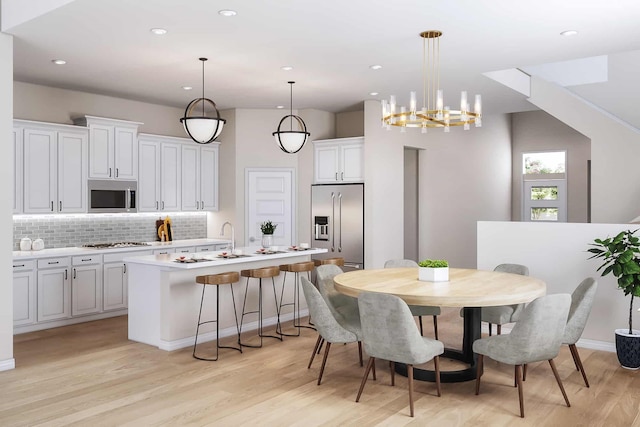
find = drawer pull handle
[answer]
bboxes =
[81,258,91,262]
[48,261,59,265]
[14,264,25,268]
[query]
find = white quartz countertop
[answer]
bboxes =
[12,238,231,260]
[124,247,327,269]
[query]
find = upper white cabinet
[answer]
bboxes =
[74,116,142,180]
[138,134,183,212]
[181,143,219,211]
[18,120,88,214]
[13,127,23,214]
[313,137,364,183]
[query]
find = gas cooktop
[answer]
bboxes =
[82,242,151,249]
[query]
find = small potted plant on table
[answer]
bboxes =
[588,229,640,369]
[260,220,277,249]
[418,259,449,282]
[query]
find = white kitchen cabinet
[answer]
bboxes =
[181,144,219,211]
[37,257,71,322]
[138,134,183,212]
[196,244,227,252]
[74,116,142,180]
[71,255,103,316]
[103,250,152,311]
[20,120,88,214]
[313,137,364,183]
[176,246,196,254]
[13,260,36,326]
[13,127,23,214]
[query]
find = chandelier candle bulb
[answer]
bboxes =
[460,91,468,118]
[410,91,417,119]
[436,89,444,119]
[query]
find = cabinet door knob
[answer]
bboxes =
[51,201,54,212]
[109,167,112,177]
[60,201,62,211]
[116,168,119,178]
[73,268,76,279]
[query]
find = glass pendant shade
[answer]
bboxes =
[180,58,225,144]
[272,81,310,154]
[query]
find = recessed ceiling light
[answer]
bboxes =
[182,86,193,91]
[218,9,237,17]
[560,30,578,36]
[369,92,379,96]
[369,65,383,70]
[281,66,294,71]
[276,105,284,109]
[51,59,66,65]
[150,28,167,35]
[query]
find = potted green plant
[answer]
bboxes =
[588,229,640,369]
[418,259,449,282]
[260,220,277,249]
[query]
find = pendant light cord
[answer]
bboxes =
[202,59,205,117]
[289,81,294,131]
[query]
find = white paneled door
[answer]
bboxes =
[246,168,295,247]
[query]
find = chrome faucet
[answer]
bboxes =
[220,221,235,252]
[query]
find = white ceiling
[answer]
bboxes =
[5,0,640,124]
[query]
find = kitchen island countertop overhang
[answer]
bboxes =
[125,247,327,351]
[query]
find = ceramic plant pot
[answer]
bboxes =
[261,234,273,249]
[418,266,449,282]
[615,329,640,369]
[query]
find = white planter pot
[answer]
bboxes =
[419,266,449,282]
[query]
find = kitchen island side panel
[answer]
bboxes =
[127,264,162,347]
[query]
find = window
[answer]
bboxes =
[522,152,567,222]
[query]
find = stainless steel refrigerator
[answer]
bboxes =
[311,183,364,271]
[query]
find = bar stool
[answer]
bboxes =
[239,266,283,348]
[193,271,242,361]
[313,257,345,267]
[277,260,316,336]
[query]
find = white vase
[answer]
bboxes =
[261,234,273,249]
[418,266,449,282]
[20,237,32,251]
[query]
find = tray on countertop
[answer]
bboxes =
[254,250,287,255]
[174,257,213,263]
[216,254,252,259]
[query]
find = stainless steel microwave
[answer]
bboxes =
[88,180,137,213]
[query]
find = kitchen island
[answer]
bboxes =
[125,247,327,351]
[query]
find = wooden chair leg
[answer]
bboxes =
[433,315,439,340]
[358,341,363,367]
[356,357,375,402]
[408,364,415,417]
[418,316,424,336]
[372,358,377,381]
[497,324,502,335]
[308,335,322,369]
[434,356,441,397]
[317,338,324,354]
[475,354,483,395]
[488,323,493,336]
[514,365,517,387]
[515,365,525,418]
[569,344,590,387]
[568,343,580,371]
[549,359,571,407]
[390,361,395,386]
[523,364,527,381]
[317,342,332,385]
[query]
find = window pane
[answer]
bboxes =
[530,186,558,200]
[523,152,565,174]
[531,208,558,221]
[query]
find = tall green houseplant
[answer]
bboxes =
[588,229,640,334]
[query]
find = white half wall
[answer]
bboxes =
[478,221,638,345]
[0,31,14,370]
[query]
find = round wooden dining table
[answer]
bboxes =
[333,267,546,382]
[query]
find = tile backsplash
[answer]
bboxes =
[13,213,207,250]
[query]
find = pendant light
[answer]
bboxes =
[272,81,310,154]
[180,58,226,144]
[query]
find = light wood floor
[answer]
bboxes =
[2,308,639,426]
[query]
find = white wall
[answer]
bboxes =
[478,221,637,349]
[511,110,591,222]
[0,31,14,370]
[363,99,512,269]
[528,76,640,223]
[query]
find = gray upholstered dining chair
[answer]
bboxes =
[384,259,441,339]
[473,293,571,418]
[356,291,444,418]
[481,263,530,335]
[563,277,598,387]
[301,277,360,385]
[310,266,364,366]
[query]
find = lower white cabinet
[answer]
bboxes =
[196,244,227,252]
[176,246,196,254]
[71,255,103,316]
[153,248,175,255]
[37,257,71,322]
[13,260,36,326]
[103,250,152,311]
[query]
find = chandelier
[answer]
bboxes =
[381,31,482,133]
[180,58,226,144]
[272,81,310,154]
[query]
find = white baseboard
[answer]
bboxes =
[159,308,310,352]
[0,358,15,371]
